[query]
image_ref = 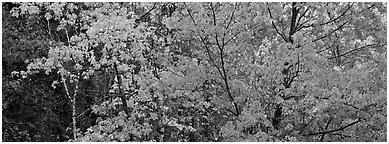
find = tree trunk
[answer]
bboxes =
[72,97,77,140]
[72,76,80,141]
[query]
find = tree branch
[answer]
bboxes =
[316,41,337,54]
[225,3,237,30]
[303,118,361,136]
[267,6,288,42]
[210,3,217,26]
[185,6,225,80]
[222,2,237,48]
[320,117,334,141]
[288,2,299,43]
[135,3,157,23]
[318,3,354,26]
[185,4,197,24]
[297,3,354,30]
[327,43,384,60]
[296,6,309,29]
[312,21,348,43]
[211,2,240,116]
[299,117,315,135]
[214,24,240,117]
[223,24,262,46]
[358,4,375,14]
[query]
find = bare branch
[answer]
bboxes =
[303,118,361,136]
[358,4,375,14]
[316,41,337,54]
[185,3,197,24]
[327,43,384,59]
[297,3,354,30]
[299,117,316,135]
[210,3,217,26]
[135,3,157,23]
[288,2,299,42]
[207,3,240,116]
[199,35,225,79]
[224,24,262,46]
[318,3,354,26]
[267,6,288,42]
[320,117,334,141]
[296,6,309,28]
[225,3,237,30]
[222,2,237,47]
[312,21,348,43]
[184,5,225,79]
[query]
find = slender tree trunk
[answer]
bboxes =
[61,74,80,141]
[72,76,80,141]
[72,96,77,140]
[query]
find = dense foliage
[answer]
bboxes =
[2,2,387,142]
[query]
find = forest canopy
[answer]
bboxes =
[2,2,387,142]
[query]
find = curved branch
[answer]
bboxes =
[318,3,354,26]
[312,21,348,42]
[303,118,361,136]
[267,6,288,42]
[327,43,384,59]
[297,3,354,30]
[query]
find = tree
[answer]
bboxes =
[2,2,72,141]
[3,2,386,142]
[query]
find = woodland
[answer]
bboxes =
[1,2,387,142]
